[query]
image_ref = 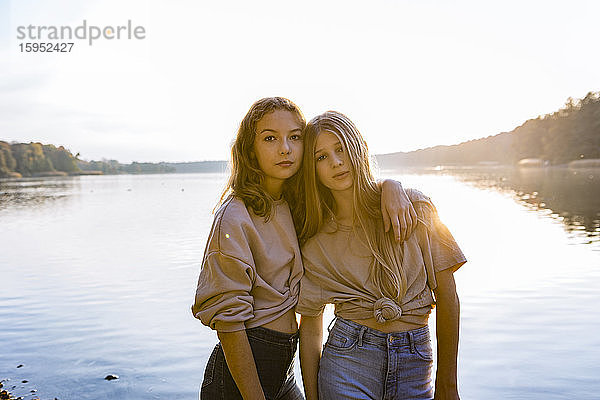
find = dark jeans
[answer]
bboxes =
[200,326,304,400]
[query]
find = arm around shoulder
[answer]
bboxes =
[380,179,417,242]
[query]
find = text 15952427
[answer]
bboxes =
[19,42,74,53]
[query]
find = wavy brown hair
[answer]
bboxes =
[299,111,407,301]
[219,97,306,218]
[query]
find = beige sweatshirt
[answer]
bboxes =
[296,189,466,325]
[191,196,303,332]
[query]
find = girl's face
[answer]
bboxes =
[253,109,304,196]
[314,131,353,194]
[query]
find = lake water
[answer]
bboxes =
[1,168,599,399]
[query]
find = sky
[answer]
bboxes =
[1,0,599,163]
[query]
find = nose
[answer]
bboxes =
[279,138,291,155]
[331,153,343,167]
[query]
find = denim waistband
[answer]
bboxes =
[331,316,429,349]
[246,325,299,345]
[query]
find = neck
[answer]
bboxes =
[331,187,354,223]
[262,176,283,200]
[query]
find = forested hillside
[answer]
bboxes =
[377,91,600,167]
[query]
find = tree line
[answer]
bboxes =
[0,142,175,178]
[3,91,598,177]
[377,91,600,167]
[0,142,79,178]
[78,159,175,175]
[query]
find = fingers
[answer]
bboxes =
[409,203,418,235]
[395,205,417,242]
[401,214,408,242]
[392,214,402,241]
[382,206,391,233]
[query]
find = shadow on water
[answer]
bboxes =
[0,177,76,211]
[398,166,600,244]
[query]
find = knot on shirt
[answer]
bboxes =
[373,297,402,323]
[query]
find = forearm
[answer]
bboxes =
[435,289,460,385]
[218,330,266,400]
[434,269,460,399]
[299,315,323,400]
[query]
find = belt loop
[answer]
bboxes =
[358,326,367,347]
[327,316,337,332]
[408,330,415,353]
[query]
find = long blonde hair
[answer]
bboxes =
[219,97,306,218]
[299,111,407,301]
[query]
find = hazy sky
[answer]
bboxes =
[1,0,599,163]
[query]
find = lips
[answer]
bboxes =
[276,160,294,167]
[333,171,349,179]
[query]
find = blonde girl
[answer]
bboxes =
[297,111,466,400]
[192,99,414,400]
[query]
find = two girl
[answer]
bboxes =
[297,111,466,400]
[191,98,414,399]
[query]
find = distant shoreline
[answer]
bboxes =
[2,162,599,183]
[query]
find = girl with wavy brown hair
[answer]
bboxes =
[297,111,466,400]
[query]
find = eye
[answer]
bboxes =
[290,133,302,140]
[336,146,344,153]
[316,154,326,162]
[264,135,276,142]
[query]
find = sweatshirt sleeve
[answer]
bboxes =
[191,200,257,332]
[192,250,256,332]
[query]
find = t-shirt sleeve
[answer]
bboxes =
[412,194,467,291]
[295,258,326,317]
[420,200,466,273]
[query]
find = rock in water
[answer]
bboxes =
[104,374,119,381]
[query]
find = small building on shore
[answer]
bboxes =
[517,158,549,167]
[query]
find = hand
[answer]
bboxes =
[380,179,417,242]
[218,330,267,400]
[434,379,460,400]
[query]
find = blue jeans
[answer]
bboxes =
[318,317,434,400]
[200,326,304,400]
